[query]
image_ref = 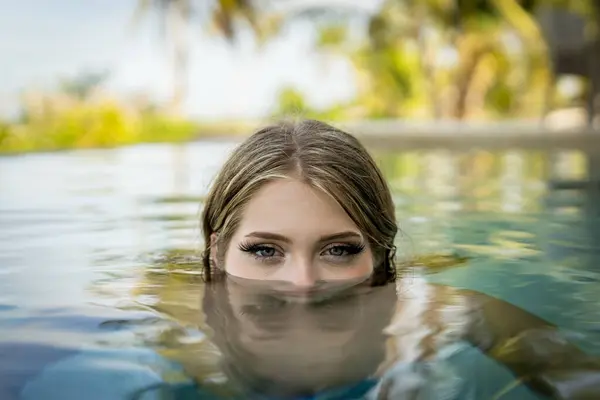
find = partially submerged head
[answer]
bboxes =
[201,119,398,289]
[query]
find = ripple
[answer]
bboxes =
[563,270,600,284]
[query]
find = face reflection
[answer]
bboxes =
[227,278,361,367]
[207,277,393,396]
[218,178,375,296]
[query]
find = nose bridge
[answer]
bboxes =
[288,254,317,288]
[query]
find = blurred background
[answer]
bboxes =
[1,0,600,153]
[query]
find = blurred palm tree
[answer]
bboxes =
[131,0,262,115]
[279,0,592,121]
[354,0,551,120]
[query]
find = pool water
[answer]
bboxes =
[1,142,599,399]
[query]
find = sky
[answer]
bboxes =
[0,0,381,120]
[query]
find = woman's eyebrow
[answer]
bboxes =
[317,231,362,243]
[245,232,291,243]
[244,231,362,244]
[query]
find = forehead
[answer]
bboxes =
[236,178,360,236]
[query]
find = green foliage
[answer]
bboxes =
[58,70,110,101]
[486,82,515,116]
[271,85,354,121]
[352,43,427,119]
[0,93,204,154]
[0,120,10,149]
[272,87,310,117]
[138,113,198,143]
[273,0,598,121]
[316,24,348,49]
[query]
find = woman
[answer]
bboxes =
[196,119,600,399]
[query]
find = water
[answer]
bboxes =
[1,141,600,399]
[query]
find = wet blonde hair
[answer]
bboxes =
[201,119,398,285]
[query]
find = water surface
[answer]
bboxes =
[1,142,599,399]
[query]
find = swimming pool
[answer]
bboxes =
[1,141,599,399]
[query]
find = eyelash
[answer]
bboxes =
[237,242,366,264]
[238,242,283,263]
[323,243,365,259]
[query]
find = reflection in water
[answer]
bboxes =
[131,263,395,398]
[501,151,524,213]
[137,256,600,400]
[201,279,395,398]
[136,268,463,399]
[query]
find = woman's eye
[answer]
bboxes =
[239,243,282,261]
[327,246,347,257]
[255,247,276,257]
[323,244,364,258]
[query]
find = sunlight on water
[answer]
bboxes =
[1,142,600,399]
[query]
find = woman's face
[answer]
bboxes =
[217,178,375,298]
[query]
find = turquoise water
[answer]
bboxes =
[1,142,599,399]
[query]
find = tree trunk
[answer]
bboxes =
[491,0,552,120]
[586,38,600,129]
[452,38,488,120]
